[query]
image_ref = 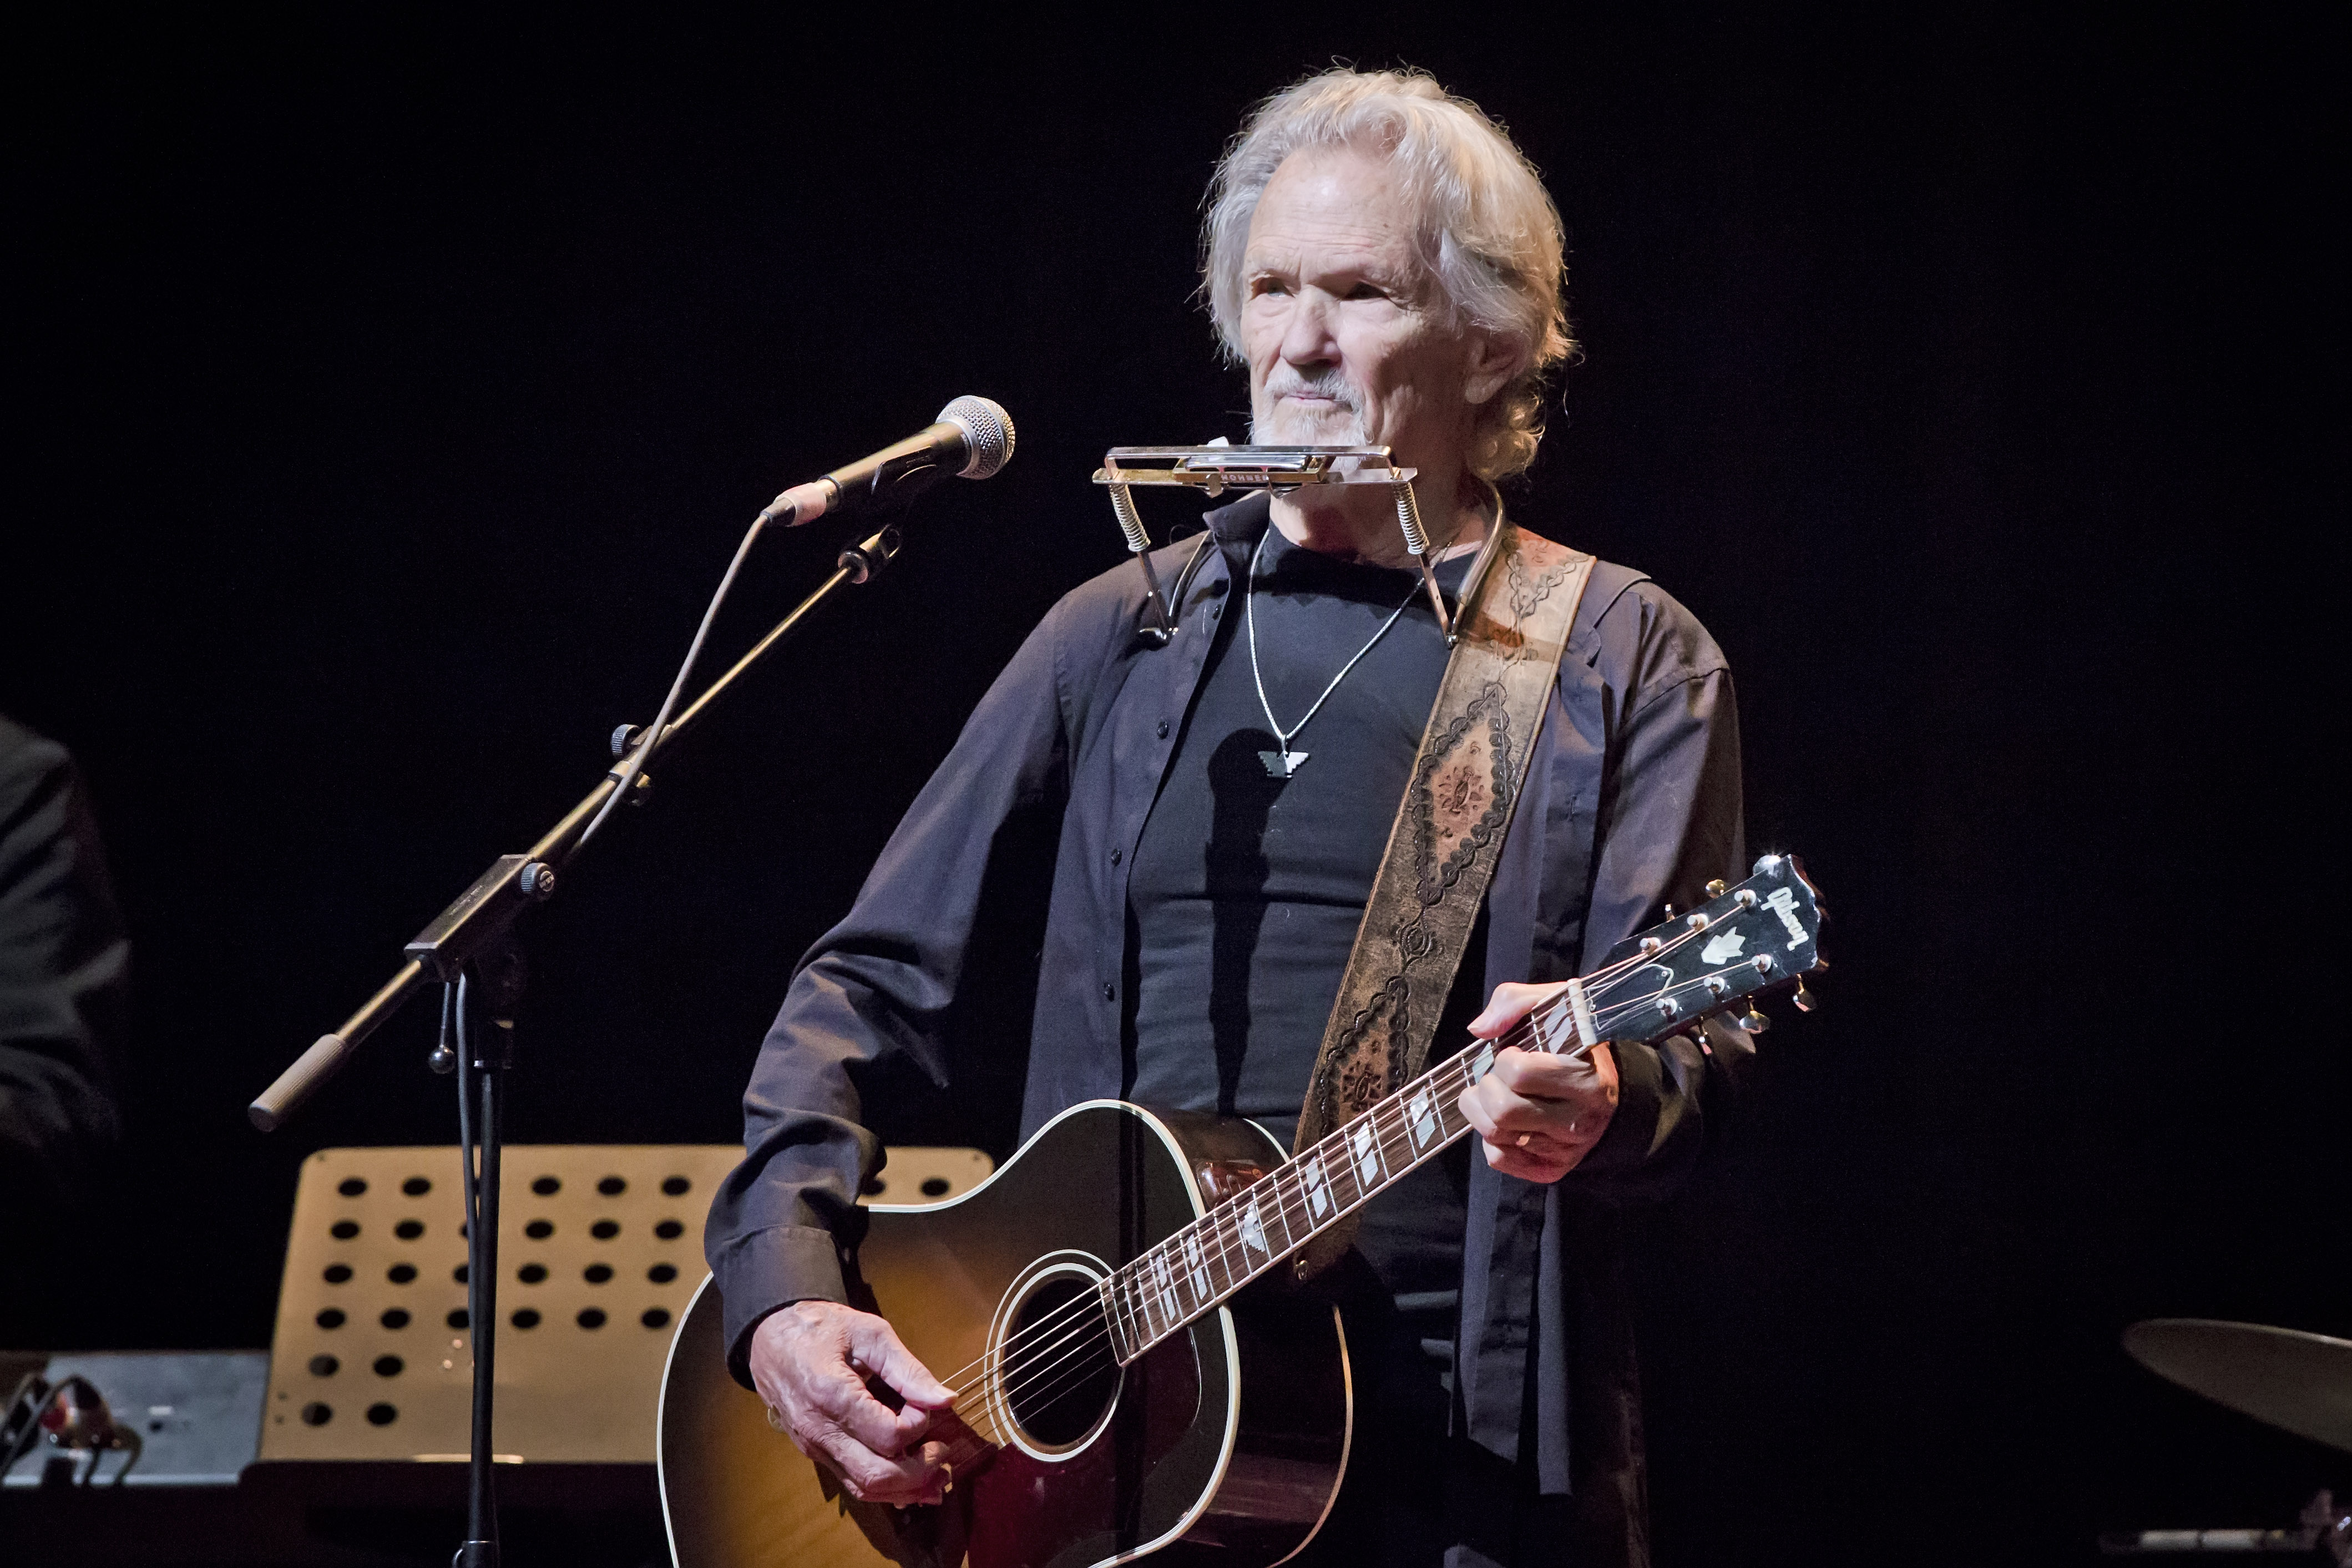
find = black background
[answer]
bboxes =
[5,8,2344,1565]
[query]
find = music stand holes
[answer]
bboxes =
[511,1309,542,1330]
[446,1309,469,1331]
[517,1263,548,1285]
[365,1403,397,1427]
[524,1220,553,1240]
[641,1309,671,1329]
[380,1308,411,1331]
[337,1178,367,1198]
[531,1176,560,1196]
[859,1175,885,1196]
[387,1263,417,1285]
[394,1220,424,1241]
[301,1402,332,1427]
[648,1264,677,1284]
[316,1309,346,1330]
[576,1308,607,1330]
[591,1220,619,1240]
[584,1264,613,1285]
[920,1177,952,1197]
[654,1220,684,1241]
[402,1176,432,1196]
[453,1264,469,1284]
[661,1176,690,1196]
[308,1355,339,1378]
[323,1264,353,1285]
[331,1220,360,1241]
[597,1176,626,1196]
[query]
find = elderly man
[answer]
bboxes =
[706,68,1745,1568]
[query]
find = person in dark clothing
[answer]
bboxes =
[0,715,129,1337]
[706,68,1751,1567]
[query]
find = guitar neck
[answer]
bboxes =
[1101,1004,1575,1364]
[1099,854,1823,1363]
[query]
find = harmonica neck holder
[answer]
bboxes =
[1094,446,1452,639]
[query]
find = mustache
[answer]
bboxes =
[1261,368,1360,408]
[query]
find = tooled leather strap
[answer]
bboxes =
[1289,520,1594,1279]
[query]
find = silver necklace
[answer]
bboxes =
[1245,527,1422,778]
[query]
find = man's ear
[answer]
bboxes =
[1462,330,1522,407]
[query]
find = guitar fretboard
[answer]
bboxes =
[1094,857,1819,1364]
[1099,999,1589,1364]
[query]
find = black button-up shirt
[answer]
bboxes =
[706,492,1747,1527]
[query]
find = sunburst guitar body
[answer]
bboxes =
[659,1106,1351,1568]
[658,855,1825,1568]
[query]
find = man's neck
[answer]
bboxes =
[1269,465,1490,568]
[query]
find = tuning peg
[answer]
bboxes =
[1792,978,1817,1012]
[1705,878,1728,898]
[1686,1027,1713,1058]
[1737,1002,1770,1034]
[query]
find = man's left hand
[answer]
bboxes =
[1456,982,1620,1183]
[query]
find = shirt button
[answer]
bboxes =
[1101,982,1116,1003]
[1110,847,1123,865]
[1155,720,1170,739]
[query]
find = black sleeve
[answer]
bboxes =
[702,609,1070,1381]
[0,719,129,1214]
[1569,606,1753,1198]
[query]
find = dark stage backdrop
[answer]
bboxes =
[5,10,2342,1565]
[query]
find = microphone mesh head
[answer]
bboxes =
[938,395,1015,479]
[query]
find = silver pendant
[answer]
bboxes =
[1258,749,1308,778]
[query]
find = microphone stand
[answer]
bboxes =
[246,523,905,1568]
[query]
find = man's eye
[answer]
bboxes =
[1343,282,1388,301]
[1250,277,1291,298]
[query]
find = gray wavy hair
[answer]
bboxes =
[1201,68,1575,482]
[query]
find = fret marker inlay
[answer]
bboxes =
[1300,1155,1332,1218]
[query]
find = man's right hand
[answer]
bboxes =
[747,1299,957,1506]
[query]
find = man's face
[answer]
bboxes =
[1242,145,1503,465]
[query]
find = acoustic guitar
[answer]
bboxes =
[659,854,1825,1568]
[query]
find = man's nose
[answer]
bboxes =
[1278,291,1339,368]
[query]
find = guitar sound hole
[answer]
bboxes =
[1004,1275,1119,1449]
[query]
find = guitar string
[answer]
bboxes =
[950,987,1734,1430]
[935,913,1749,1420]
[1071,929,1763,1373]
[952,945,1787,1429]
[929,913,1778,1420]
[927,912,1756,1418]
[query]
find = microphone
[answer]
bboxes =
[761,395,1015,526]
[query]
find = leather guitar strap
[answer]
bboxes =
[1289,516,1594,1280]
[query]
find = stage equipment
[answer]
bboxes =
[257,1145,988,1467]
[244,399,1011,1568]
[1,1352,265,1489]
[2101,1492,2350,1562]
[2124,1318,2352,1454]
[1091,444,1499,643]
[657,859,1824,1568]
[761,395,1015,527]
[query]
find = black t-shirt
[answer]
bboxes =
[1125,523,1484,1327]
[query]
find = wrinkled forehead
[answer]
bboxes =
[1243,144,1430,274]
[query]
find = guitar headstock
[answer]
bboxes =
[1586,853,1825,1045]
